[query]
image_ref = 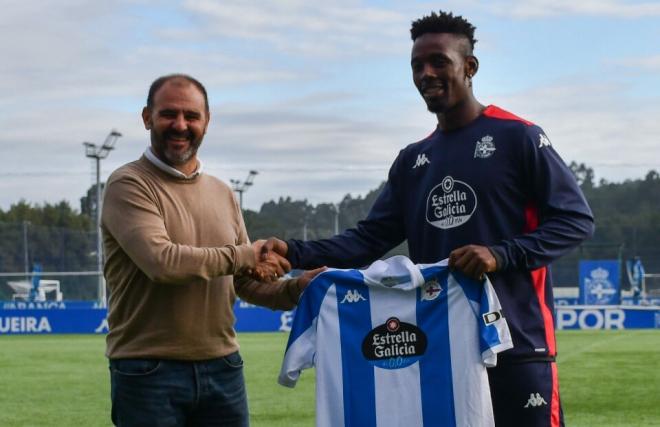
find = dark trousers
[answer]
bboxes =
[488,361,565,427]
[110,352,249,427]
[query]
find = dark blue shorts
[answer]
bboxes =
[488,361,564,427]
[109,352,249,427]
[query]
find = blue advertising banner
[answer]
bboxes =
[2,303,659,334]
[0,309,108,334]
[554,297,579,306]
[579,260,621,305]
[556,306,660,330]
[1,300,101,310]
[0,299,291,335]
[233,299,294,332]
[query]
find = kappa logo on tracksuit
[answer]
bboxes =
[523,393,548,408]
[412,153,431,169]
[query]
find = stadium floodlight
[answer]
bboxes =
[230,170,258,210]
[83,129,122,308]
[22,220,30,281]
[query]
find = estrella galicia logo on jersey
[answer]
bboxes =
[426,176,477,229]
[340,289,367,304]
[538,133,551,148]
[482,310,502,325]
[420,279,442,301]
[362,317,427,370]
[474,135,496,158]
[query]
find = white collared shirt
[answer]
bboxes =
[144,147,204,180]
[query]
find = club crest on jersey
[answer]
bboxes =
[362,317,427,370]
[474,135,496,158]
[538,133,551,148]
[426,176,477,229]
[420,279,442,301]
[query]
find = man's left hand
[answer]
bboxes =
[295,267,327,291]
[448,245,498,280]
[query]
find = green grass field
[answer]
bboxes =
[1,330,658,426]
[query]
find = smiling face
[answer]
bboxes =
[142,78,209,173]
[411,32,477,116]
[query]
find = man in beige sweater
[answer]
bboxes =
[102,74,321,427]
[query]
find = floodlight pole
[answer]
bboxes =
[83,130,122,307]
[23,220,30,281]
[230,170,258,210]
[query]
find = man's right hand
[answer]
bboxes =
[251,240,291,282]
[260,237,289,262]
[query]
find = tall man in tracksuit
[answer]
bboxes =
[264,11,593,427]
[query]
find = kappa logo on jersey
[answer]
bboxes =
[524,393,548,408]
[538,133,552,148]
[474,135,496,158]
[426,176,478,229]
[421,279,443,301]
[362,317,428,369]
[412,153,431,169]
[340,289,367,304]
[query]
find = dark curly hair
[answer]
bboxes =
[410,11,477,54]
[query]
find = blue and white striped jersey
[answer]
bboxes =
[278,255,513,427]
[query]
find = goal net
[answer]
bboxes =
[643,274,660,298]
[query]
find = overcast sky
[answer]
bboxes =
[1,0,659,212]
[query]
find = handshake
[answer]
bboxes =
[250,238,289,281]
[248,238,326,288]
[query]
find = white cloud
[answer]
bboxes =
[181,0,411,56]
[490,0,660,18]
[1,0,659,212]
[610,55,660,72]
[488,80,660,182]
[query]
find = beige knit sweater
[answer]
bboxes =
[102,156,300,360]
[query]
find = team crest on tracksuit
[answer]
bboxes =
[474,135,496,158]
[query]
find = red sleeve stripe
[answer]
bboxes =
[525,203,557,357]
[483,105,535,126]
[531,267,557,356]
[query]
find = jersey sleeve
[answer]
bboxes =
[285,152,408,269]
[479,277,514,367]
[278,317,318,388]
[278,273,333,387]
[489,125,595,271]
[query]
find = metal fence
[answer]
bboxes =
[2,221,659,301]
[0,222,99,301]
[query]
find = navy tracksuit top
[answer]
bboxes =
[287,105,594,362]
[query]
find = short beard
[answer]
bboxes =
[151,130,202,166]
[164,145,196,165]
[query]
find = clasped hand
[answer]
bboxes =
[250,240,291,282]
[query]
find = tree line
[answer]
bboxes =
[1,164,659,299]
